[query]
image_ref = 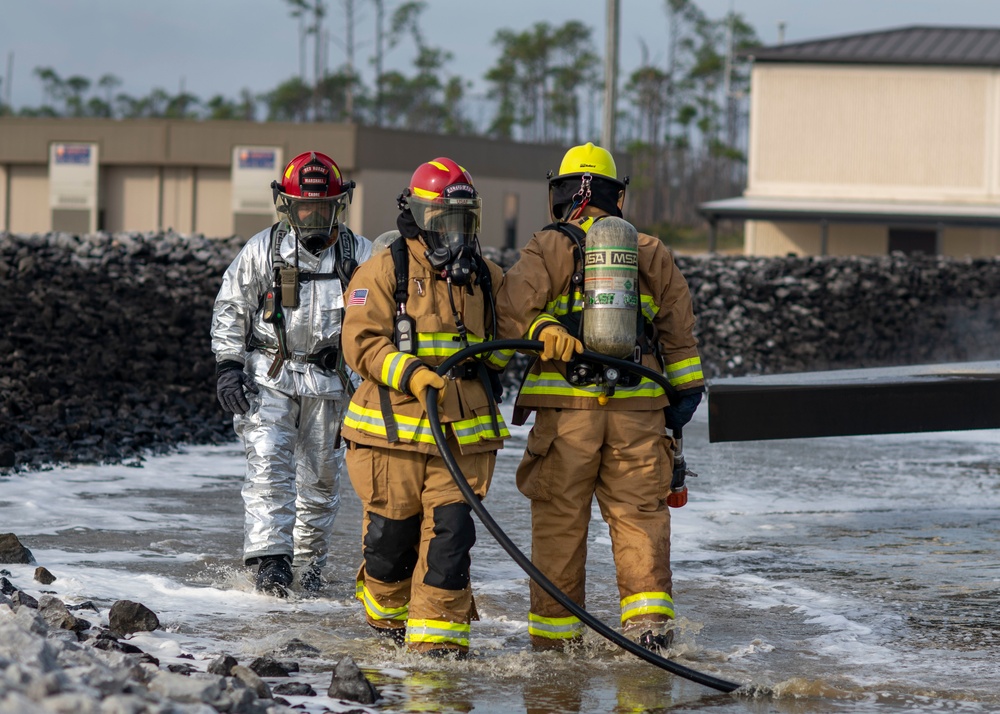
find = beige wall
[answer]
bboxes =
[102,166,159,233]
[0,165,7,231]
[943,227,1000,256]
[194,168,232,237]
[747,221,893,256]
[747,221,821,256]
[8,165,49,234]
[828,224,888,256]
[0,118,563,240]
[351,168,410,239]
[161,167,196,234]
[749,64,999,202]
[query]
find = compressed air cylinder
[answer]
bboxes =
[583,216,639,358]
[371,229,401,254]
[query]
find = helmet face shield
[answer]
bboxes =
[277,192,348,246]
[408,194,481,251]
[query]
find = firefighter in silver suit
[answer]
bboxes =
[211,151,372,596]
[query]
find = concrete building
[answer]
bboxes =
[700,26,1000,257]
[0,117,564,248]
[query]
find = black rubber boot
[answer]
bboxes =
[369,623,406,647]
[637,629,674,652]
[300,564,323,592]
[255,555,293,597]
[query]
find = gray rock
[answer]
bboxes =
[0,534,35,564]
[38,596,86,632]
[231,665,271,699]
[11,590,39,609]
[207,653,239,676]
[108,600,159,636]
[327,655,379,705]
[248,655,291,677]
[148,671,224,704]
[272,681,316,696]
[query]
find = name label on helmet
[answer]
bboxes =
[443,183,475,197]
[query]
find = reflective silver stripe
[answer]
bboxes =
[406,620,470,646]
[620,592,675,623]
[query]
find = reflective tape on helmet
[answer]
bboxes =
[406,618,470,647]
[620,592,675,624]
[527,612,585,640]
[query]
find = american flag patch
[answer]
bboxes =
[347,288,368,306]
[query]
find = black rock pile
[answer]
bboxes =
[4,231,1000,472]
[1,231,242,472]
[677,253,1000,378]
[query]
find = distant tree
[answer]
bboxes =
[97,73,122,109]
[485,21,598,143]
[206,94,240,120]
[85,96,113,118]
[33,66,64,115]
[164,91,201,119]
[284,0,328,120]
[263,76,312,121]
[316,67,365,122]
[64,75,91,117]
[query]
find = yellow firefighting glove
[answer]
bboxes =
[409,367,447,410]
[539,325,584,362]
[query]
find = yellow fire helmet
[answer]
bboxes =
[549,142,628,221]
[557,142,619,181]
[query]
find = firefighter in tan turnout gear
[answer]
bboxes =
[340,157,510,658]
[495,143,705,651]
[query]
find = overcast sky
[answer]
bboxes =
[2,0,999,112]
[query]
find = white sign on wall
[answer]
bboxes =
[231,146,283,215]
[49,142,99,231]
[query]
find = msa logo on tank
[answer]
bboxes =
[585,250,638,267]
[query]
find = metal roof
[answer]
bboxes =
[746,26,1000,68]
[698,196,1000,228]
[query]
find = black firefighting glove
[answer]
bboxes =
[663,391,703,431]
[216,361,259,415]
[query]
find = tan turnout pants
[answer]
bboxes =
[516,407,675,646]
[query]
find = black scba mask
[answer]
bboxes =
[425,242,474,286]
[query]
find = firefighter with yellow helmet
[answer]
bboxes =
[340,157,511,658]
[495,142,705,650]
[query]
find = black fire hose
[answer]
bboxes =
[424,339,743,694]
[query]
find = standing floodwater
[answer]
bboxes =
[2,405,999,712]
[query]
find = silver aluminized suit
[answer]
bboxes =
[211,223,372,567]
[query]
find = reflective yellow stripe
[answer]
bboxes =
[344,403,508,444]
[360,584,408,622]
[406,618,470,647]
[640,294,658,322]
[529,313,563,338]
[665,356,703,386]
[620,592,674,624]
[527,612,585,640]
[414,331,486,358]
[520,370,666,400]
[381,351,419,391]
[485,348,515,369]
